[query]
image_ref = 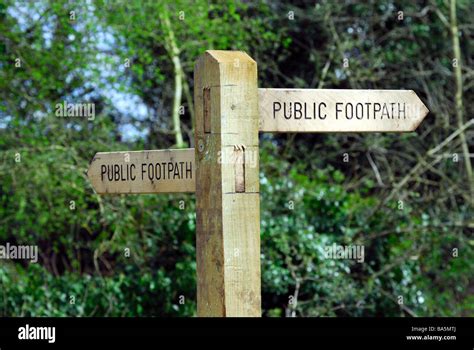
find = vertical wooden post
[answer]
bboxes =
[194,50,261,317]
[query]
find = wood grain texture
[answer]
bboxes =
[259,88,429,133]
[87,149,195,194]
[194,50,261,317]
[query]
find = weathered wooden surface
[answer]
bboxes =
[194,50,261,317]
[259,88,429,132]
[87,149,195,194]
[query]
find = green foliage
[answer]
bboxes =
[0,263,195,316]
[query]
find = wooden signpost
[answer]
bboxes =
[259,89,429,133]
[87,149,195,194]
[86,50,429,317]
[194,51,261,317]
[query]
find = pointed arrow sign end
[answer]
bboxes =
[409,90,430,131]
[86,153,98,178]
